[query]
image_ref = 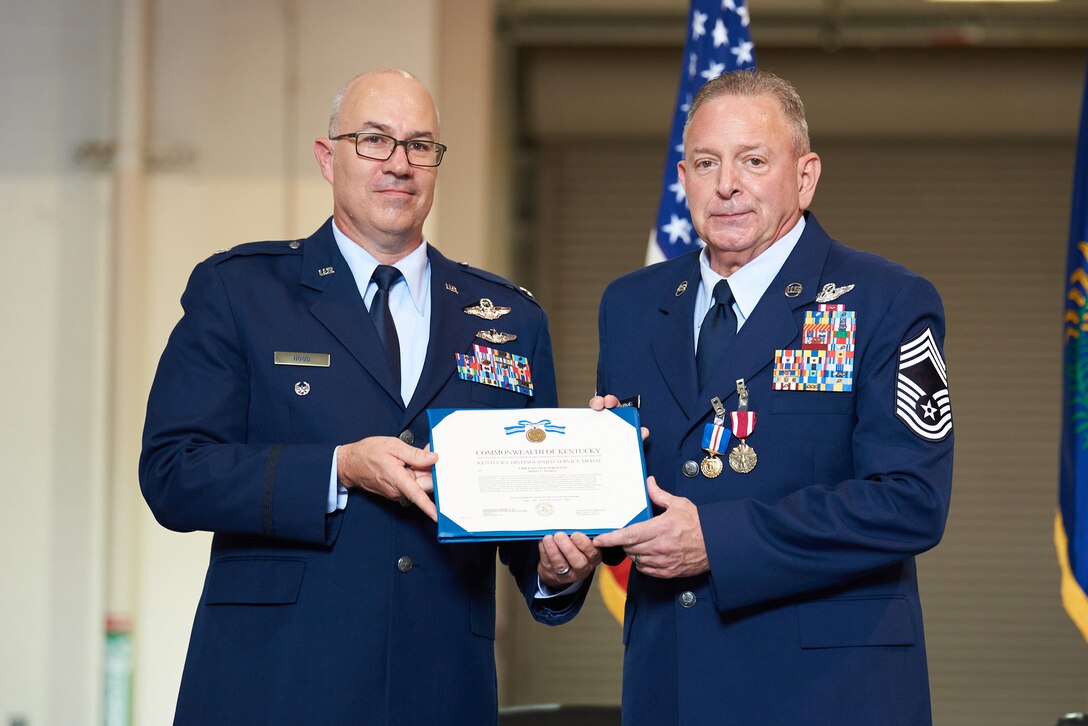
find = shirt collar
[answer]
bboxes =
[331,220,429,313]
[698,215,806,322]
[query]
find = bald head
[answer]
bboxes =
[328,69,439,138]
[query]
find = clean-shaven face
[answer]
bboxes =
[679,92,819,275]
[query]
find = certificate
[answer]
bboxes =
[426,407,650,542]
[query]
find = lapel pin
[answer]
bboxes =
[446,282,459,294]
[294,381,311,396]
[318,266,335,276]
[675,281,688,296]
[784,282,803,298]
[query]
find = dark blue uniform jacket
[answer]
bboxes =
[140,219,586,725]
[597,214,953,725]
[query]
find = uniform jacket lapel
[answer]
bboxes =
[650,253,703,421]
[300,221,404,407]
[684,214,834,437]
[403,247,481,424]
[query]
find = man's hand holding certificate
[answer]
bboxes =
[426,407,650,542]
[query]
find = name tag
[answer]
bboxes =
[274,351,331,367]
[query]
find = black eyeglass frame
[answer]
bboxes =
[330,132,447,167]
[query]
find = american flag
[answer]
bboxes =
[646,0,756,264]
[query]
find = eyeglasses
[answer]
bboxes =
[330,132,447,167]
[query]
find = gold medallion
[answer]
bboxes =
[700,455,723,478]
[526,427,547,443]
[728,442,757,474]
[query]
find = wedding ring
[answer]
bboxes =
[556,565,571,575]
[633,554,641,567]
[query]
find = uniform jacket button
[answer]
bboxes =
[679,590,696,608]
[682,460,699,478]
[397,556,414,573]
[399,429,415,444]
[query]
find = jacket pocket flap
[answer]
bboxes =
[205,557,306,605]
[798,596,916,649]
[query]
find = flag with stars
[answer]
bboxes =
[1058,62,1088,643]
[646,0,756,264]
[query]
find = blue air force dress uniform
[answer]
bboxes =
[596,214,953,725]
[140,219,585,725]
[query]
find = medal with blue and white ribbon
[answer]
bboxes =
[728,379,758,474]
[700,397,729,478]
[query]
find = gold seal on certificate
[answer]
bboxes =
[728,442,757,474]
[700,455,723,478]
[526,426,547,443]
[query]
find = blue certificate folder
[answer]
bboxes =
[426,407,651,543]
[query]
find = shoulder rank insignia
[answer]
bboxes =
[477,328,517,344]
[815,282,855,303]
[464,298,511,320]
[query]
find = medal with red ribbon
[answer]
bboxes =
[728,379,758,473]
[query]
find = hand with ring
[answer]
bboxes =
[537,531,602,590]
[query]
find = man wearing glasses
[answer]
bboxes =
[140,69,599,725]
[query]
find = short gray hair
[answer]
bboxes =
[684,68,811,156]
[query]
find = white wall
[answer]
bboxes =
[0,0,503,723]
[0,0,117,723]
[133,2,449,723]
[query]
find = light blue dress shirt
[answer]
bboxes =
[326,221,431,512]
[693,215,806,348]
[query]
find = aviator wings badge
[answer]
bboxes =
[463,298,511,320]
[815,283,855,303]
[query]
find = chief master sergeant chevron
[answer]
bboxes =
[139,69,599,725]
[591,68,953,725]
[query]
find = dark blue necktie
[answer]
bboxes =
[696,279,736,389]
[369,265,403,389]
